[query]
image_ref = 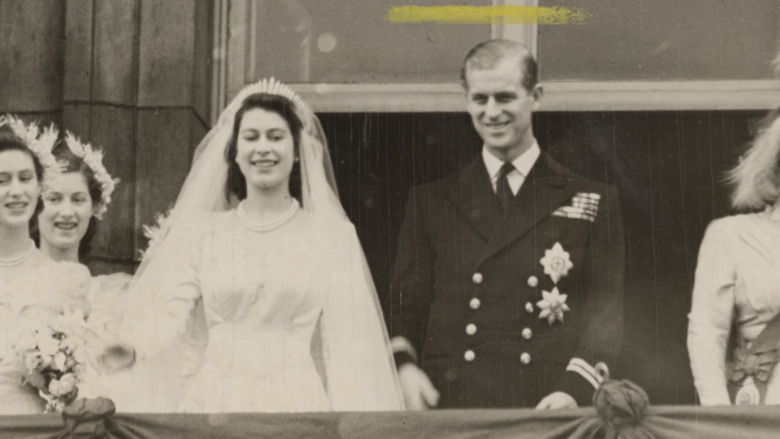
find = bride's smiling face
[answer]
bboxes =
[235,108,296,194]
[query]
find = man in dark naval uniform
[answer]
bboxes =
[387,40,625,409]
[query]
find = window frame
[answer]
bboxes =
[212,0,780,119]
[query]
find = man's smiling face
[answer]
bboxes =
[465,56,541,162]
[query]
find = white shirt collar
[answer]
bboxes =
[482,142,541,194]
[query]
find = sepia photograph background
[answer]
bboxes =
[2,0,779,408]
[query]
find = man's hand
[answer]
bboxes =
[398,363,440,410]
[535,391,577,410]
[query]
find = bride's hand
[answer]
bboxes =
[96,341,136,374]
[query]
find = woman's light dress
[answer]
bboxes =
[78,272,135,404]
[0,245,90,414]
[688,212,780,405]
[129,200,401,412]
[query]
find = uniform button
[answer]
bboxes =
[522,328,532,340]
[469,298,481,310]
[525,302,534,314]
[464,350,475,362]
[472,273,483,285]
[520,352,531,365]
[466,323,477,335]
[527,276,539,288]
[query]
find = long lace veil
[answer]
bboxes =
[119,78,404,411]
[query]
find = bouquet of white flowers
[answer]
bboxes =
[12,307,92,412]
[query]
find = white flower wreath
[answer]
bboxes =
[62,132,119,220]
[0,114,61,191]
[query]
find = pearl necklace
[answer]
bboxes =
[0,240,36,267]
[237,199,300,232]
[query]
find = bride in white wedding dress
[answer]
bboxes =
[99,79,404,413]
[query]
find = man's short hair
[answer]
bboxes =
[460,39,538,92]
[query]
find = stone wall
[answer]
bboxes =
[0,0,213,273]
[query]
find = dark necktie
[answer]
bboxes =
[497,162,516,212]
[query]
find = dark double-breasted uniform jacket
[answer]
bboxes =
[388,152,625,408]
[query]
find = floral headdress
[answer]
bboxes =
[63,132,119,220]
[137,206,172,260]
[0,114,61,190]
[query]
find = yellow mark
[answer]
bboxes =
[386,5,593,24]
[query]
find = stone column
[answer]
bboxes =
[0,0,65,124]
[60,0,213,274]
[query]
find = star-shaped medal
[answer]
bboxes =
[536,287,570,325]
[539,242,573,284]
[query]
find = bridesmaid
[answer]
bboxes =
[32,132,187,410]
[688,111,780,405]
[0,116,90,414]
[35,133,129,320]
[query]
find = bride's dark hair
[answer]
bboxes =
[225,93,303,203]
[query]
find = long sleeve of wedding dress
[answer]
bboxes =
[129,228,203,363]
[117,206,403,412]
[319,222,404,411]
[106,221,205,413]
[688,219,736,406]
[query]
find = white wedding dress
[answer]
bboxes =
[128,201,400,412]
